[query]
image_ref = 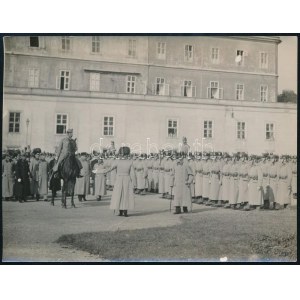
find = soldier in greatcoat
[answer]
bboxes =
[291,156,297,200]
[220,153,231,207]
[93,157,107,201]
[152,154,160,193]
[158,151,166,197]
[276,155,292,209]
[226,153,239,209]
[14,153,31,203]
[188,155,196,201]
[236,153,249,209]
[146,155,154,192]
[208,152,221,206]
[135,154,148,195]
[75,153,91,201]
[38,153,49,201]
[164,152,173,199]
[170,156,194,214]
[261,153,270,208]
[202,153,211,204]
[194,153,203,204]
[244,155,263,210]
[2,154,15,200]
[30,149,41,201]
[268,155,279,209]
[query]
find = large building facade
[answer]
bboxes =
[3,35,297,154]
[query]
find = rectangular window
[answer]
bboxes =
[211,47,219,63]
[236,84,244,100]
[203,120,213,138]
[153,77,169,96]
[181,80,196,97]
[56,114,68,134]
[61,36,71,51]
[90,73,100,91]
[57,70,70,90]
[236,49,245,65]
[29,36,39,47]
[260,85,268,102]
[266,123,274,140]
[9,112,20,133]
[260,52,268,69]
[157,42,166,59]
[128,39,136,57]
[207,81,223,99]
[184,44,193,62]
[237,122,246,139]
[103,116,114,136]
[126,75,136,94]
[92,36,100,53]
[168,119,178,138]
[28,68,39,88]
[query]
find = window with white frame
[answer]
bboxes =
[167,119,178,138]
[56,70,70,90]
[203,120,213,138]
[207,81,223,99]
[126,75,136,93]
[157,42,166,59]
[181,80,196,97]
[128,39,136,57]
[29,36,39,47]
[266,123,274,140]
[236,50,245,65]
[91,36,100,53]
[103,116,114,136]
[90,73,100,91]
[56,114,68,134]
[237,122,246,139]
[260,85,268,102]
[211,48,219,63]
[9,112,20,133]
[184,44,193,62]
[260,52,268,69]
[28,68,39,88]
[153,77,169,96]
[236,84,244,100]
[61,36,71,51]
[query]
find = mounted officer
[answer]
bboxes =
[52,128,82,177]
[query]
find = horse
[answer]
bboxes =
[56,154,79,208]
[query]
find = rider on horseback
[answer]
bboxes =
[52,128,82,177]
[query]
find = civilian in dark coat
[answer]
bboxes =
[14,153,31,202]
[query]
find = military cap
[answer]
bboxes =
[67,128,73,133]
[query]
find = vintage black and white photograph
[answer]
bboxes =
[2,35,297,262]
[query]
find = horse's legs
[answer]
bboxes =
[71,193,76,208]
[51,191,55,206]
[62,183,67,208]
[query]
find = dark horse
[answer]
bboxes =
[56,154,80,208]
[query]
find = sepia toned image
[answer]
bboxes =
[1,35,297,262]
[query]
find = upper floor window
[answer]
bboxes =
[29,36,39,48]
[203,120,213,138]
[260,52,268,69]
[103,116,114,136]
[56,114,68,134]
[28,68,39,88]
[237,121,246,139]
[260,85,268,102]
[92,36,100,53]
[56,70,70,90]
[236,84,244,100]
[9,112,20,133]
[235,49,246,65]
[128,39,137,57]
[184,45,193,62]
[181,80,196,97]
[126,75,136,94]
[157,42,166,59]
[61,36,71,51]
[153,77,169,96]
[90,73,100,91]
[207,81,223,99]
[211,47,219,63]
[167,119,178,138]
[266,123,274,140]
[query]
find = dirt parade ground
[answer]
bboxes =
[2,191,297,263]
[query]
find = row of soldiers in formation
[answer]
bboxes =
[2,148,297,212]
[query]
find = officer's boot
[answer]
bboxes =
[118,210,123,216]
[141,189,146,195]
[183,206,188,213]
[123,210,128,217]
[36,194,40,201]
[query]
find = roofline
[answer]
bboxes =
[227,36,282,44]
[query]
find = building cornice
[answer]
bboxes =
[4,87,296,111]
[5,52,278,78]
